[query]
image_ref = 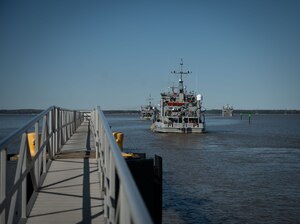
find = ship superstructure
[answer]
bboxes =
[151,59,205,133]
[140,95,155,120]
[222,104,233,117]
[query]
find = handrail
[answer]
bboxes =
[0,106,54,150]
[0,106,84,224]
[90,106,153,224]
[0,106,82,151]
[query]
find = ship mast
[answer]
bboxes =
[147,94,153,106]
[171,59,191,94]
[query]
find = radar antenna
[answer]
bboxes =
[171,58,191,93]
[171,58,191,81]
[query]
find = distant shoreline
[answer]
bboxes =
[103,109,300,115]
[1,109,300,115]
[0,109,43,114]
[205,109,300,115]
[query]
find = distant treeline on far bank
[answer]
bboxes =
[0,109,299,115]
[101,109,300,115]
[0,109,43,114]
[205,109,300,115]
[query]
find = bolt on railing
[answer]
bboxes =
[90,106,153,224]
[0,106,84,224]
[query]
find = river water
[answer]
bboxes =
[107,114,300,224]
[1,114,300,223]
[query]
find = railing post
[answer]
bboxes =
[53,108,56,153]
[64,111,67,143]
[73,111,76,134]
[95,110,99,160]
[21,141,27,219]
[100,122,105,191]
[62,110,64,146]
[66,112,69,141]
[34,121,40,185]
[59,109,62,146]
[119,184,131,224]
[49,110,53,156]
[55,108,59,154]
[109,152,116,221]
[67,112,69,138]
[59,109,62,150]
[65,112,68,141]
[67,112,70,140]
[0,149,6,223]
[70,112,72,135]
[103,136,109,220]
[62,110,64,144]
[62,111,64,145]
[8,133,27,224]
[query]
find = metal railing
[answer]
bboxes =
[0,106,84,224]
[90,106,153,224]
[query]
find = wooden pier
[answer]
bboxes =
[26,121,105,224]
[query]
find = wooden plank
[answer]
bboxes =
[26,121,104,224]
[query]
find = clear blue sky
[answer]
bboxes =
[0,0,299,110]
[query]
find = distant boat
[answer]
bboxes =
[151,59,205,133]
[222,104,233,117]
[140,95,156,120]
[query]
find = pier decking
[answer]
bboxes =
[26,121,105,224]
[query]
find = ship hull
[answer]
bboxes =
[151,122,205,133]
[140,116,152,121]
[222,109,233,117]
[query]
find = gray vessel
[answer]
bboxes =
[140,95,155,120]
[151,59,205,133]
[222,104,233,117]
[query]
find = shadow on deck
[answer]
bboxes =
[26,121,104,224]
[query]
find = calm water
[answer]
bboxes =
[106,114,300,224]
[0,114,36,153]
[1,114,300,223]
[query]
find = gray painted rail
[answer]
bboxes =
[90,107,153,224]
[0,106,84,224]
[0,106,153,224]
